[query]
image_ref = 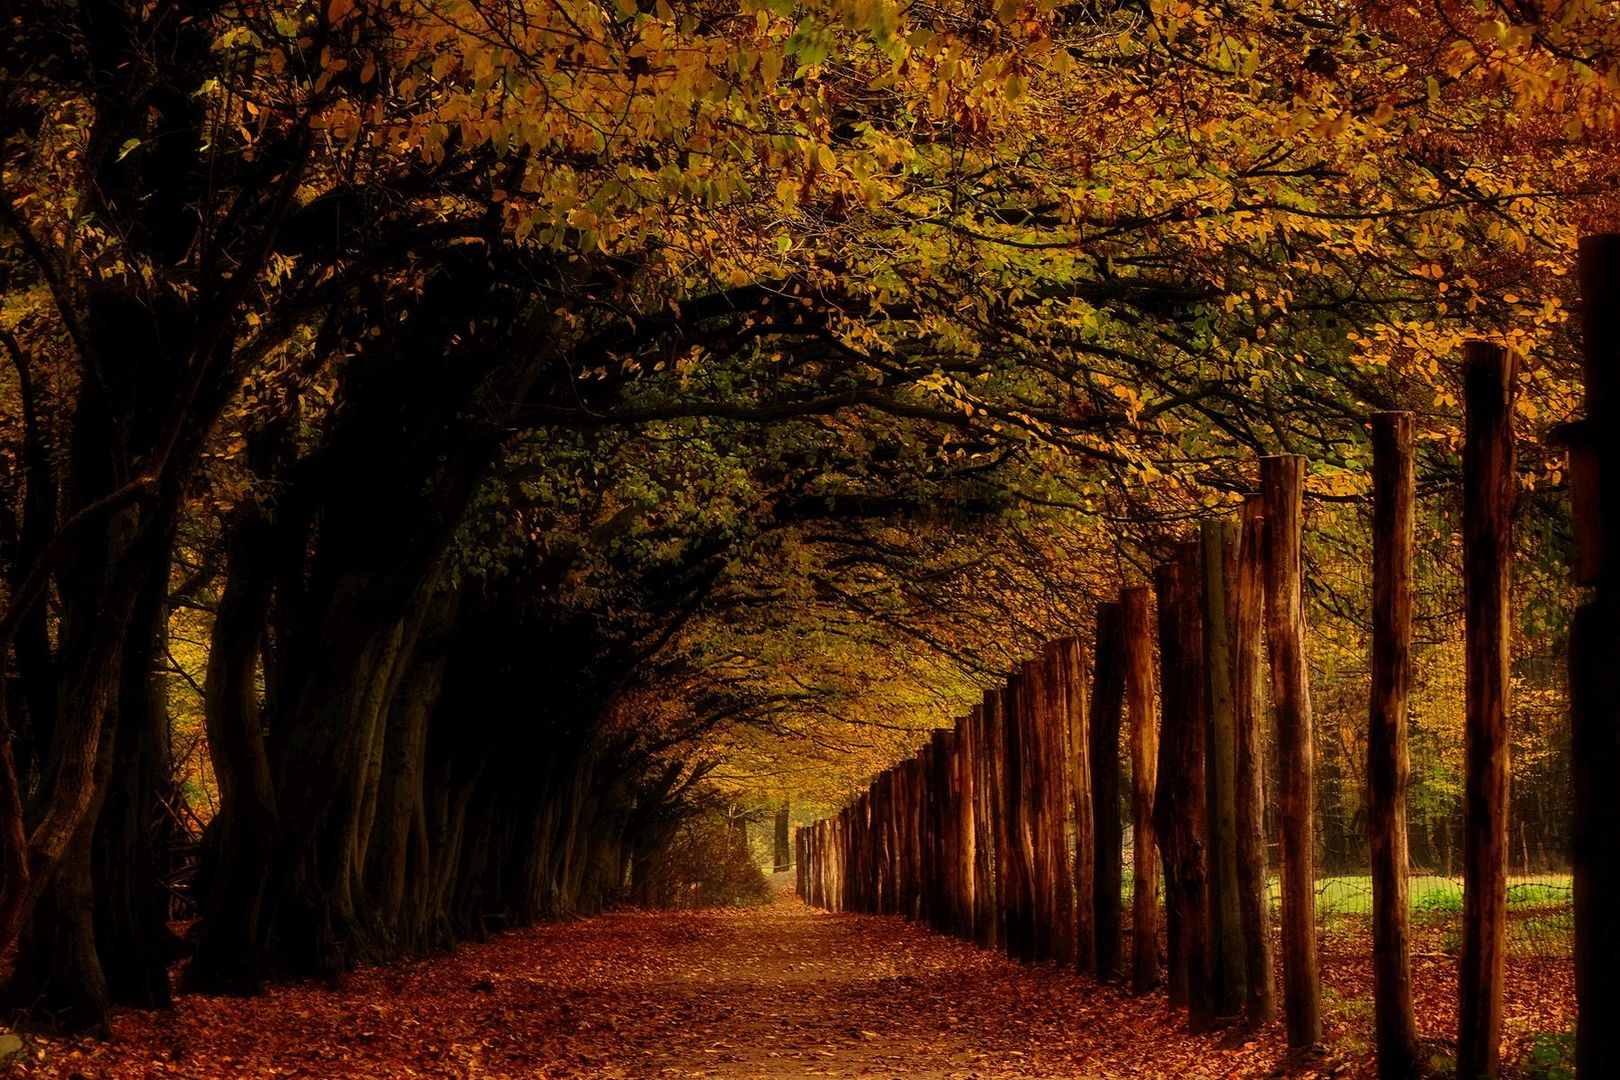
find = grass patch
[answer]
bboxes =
[1262,874,1571,918]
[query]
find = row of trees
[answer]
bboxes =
[0,0,1616,1045]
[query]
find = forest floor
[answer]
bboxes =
[4,877,1574,1080]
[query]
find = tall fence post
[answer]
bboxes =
[1459,342,1516,1080]
[1155,544,1214,1030]
[1261,453,1322,1050]
[1369,411,1421,1079]
[1090,607,1125,980]
[1573,233,1620,1080]
[1001,677,1034,958]
[952,718,973,939]
[1058,637,1092,972]
[774,802,791,873]
[1202,518,1246,1020]
[1234,495,1276,1025]
[1123,586,1160,995]
[972,702,997,945]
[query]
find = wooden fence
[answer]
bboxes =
[798,234,1620,1080]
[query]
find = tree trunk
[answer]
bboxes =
[92,560,184,1008]
[4,686,119,1033]
[187,506,280,994]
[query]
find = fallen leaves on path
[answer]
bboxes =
[6,882,1572,1079]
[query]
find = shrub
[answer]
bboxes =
[1413,885,1464,915]
[1517,1030,1575,1080]
[630,811,773,910]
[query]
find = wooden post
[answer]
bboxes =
[954,716,977,941]
[1369,411,1421,1079]
[1123,586,1160,995]
[1573,232,1620,1080]
[987,688,1012,954]
[1001,677,1035,958]
[1234,495,1276,1025]
[923,738,942,929]
[876,773,889,914]
[1154,559,1187,1008]
[1261,453,1322,1050]
[810,823,819,907]
[973,704,998,949]
[1459,342,1516,1080]
[927,732,949,933]
[1057,637,1093,972]
[1154,545,1214,1029]
[941,728,966,937]
[895,762,911,918]
[1202,518,1247,1020]
[1090,607,1126,981]
[774,802,791,873]
[1022,654,1069,964]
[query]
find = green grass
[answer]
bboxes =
[1259,874,1572,917]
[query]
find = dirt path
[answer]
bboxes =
[15,882,1305,1079]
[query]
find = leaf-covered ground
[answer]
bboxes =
[8,879,1572,1079]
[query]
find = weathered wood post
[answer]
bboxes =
[896,760,913,918]
[835,806,850,912]
[1368,411,1421,1079]
[914,746,928,922]
[847,794,862,912]
[1001,677,1035,958]
[1203,518,1247,1020]
[1155,544,1214,1029]
[1016,664,1043,958]
[1091,607,1126,980]
[1571,232,1620,1080]
[874,783,885,914]
[986,688,1011,954]
[1057,637,1092,972]
[929,743,943,929]
[944,732,960,933]
[1261,453,1322,1050]
[810,821,822,908]
[774,802,791,874]
[1234,495,1276,1025]
[954,716,977,941]
[1123,586,1161,995]
[1024,651,1073,965]
[1154,560,1187,1005]
[1459,342,1516,1080]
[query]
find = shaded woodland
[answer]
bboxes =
[2,0,1620,1077]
